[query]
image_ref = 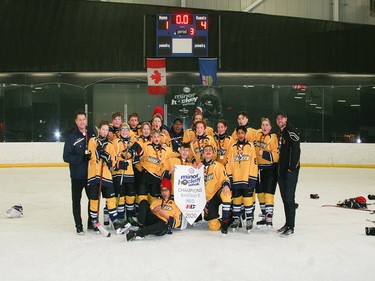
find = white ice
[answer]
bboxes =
[0,167,374,281]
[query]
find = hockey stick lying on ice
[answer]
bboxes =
[96,161,111,237]
[321,205,375,214]
[366,219,375,224]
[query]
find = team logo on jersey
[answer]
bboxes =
[204,173,214,182]
[234,155,250,162]
[146,156,160,164]
[161,204,173,211]
[253,140,267,149]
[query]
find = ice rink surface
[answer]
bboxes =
[1,167,375,281]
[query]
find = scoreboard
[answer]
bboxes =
[156,14,208,57]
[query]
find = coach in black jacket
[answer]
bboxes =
[275,111,301,238]
[63,110,95,234]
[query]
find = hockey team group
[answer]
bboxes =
[63,106,301,241]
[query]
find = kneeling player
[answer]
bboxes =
[126,178,181,241]
[226,126,258,233]
[202,145,232,235]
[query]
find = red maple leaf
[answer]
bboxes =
[150,70,162,84]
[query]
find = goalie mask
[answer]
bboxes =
[5,204,23,218]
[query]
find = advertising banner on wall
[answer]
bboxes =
[173,165,206,225]
[166,85,223,129]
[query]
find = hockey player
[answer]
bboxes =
[128,112,141,138]
[226,126,258,233]
[63,110,96,234]
[152,106,169,134]
[275,111,300,238]
[138,129,171,206]
[108,112,123,141]
[253,118,279,228]
[201,145,232,235]
[126,178,182,241]
[231,111,257,143]
[190,121,217,164]
[133,122,152,206]
[183,112,214,143]
[87,121,129,235]
[214,119,233,166]
[161,142,194,195]
[113,123,142,225]
[168,118,184,153]
[151,114,171,148]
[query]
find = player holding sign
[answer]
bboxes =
[201,145,232,235]
[226,126,258,233]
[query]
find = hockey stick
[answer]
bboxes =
[321,205,375,214]
[366,219,375,224]
[96,161,111,237]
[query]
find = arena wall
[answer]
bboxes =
[0,143,374,168]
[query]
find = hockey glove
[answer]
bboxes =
[99,150,111,163]
[117,160,129,171]
[83,151,92,161]
[131,142,142,155]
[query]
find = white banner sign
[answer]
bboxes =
[173,165,206,225]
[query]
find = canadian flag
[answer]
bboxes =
[147,58,167,95]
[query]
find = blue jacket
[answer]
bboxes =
[63,127,96,179]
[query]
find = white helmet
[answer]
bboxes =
[5,204,23,218]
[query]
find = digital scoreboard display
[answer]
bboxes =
[156,14,208,57]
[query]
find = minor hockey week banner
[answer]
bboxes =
[166,85,223,129]
[173,165,206,225]
[147,58,167,94]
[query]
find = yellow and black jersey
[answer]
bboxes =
[150,198,182,228]
[112,137,136,182]
[129,125,142,138]
[253,130,279,169]
[214,134,233,166]
[159,132,171,148]
[182,126,214,143]
[134,136,151,172]
[203,160,230,201]
[226,140,258,190]
[87,137,116,188]
[140,143,171,178]
[161,156,193,194]
[231,127,257,143]
[190,135,217,164]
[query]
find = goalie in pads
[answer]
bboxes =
[5,204,23,218]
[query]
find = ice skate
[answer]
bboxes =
[113,219,131,235]
[126,230,144,241]
[221,220,229,236]
[265,213,273,229]
[256,218,267,229]
[246,218,253,233]
[230,217,240,232]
